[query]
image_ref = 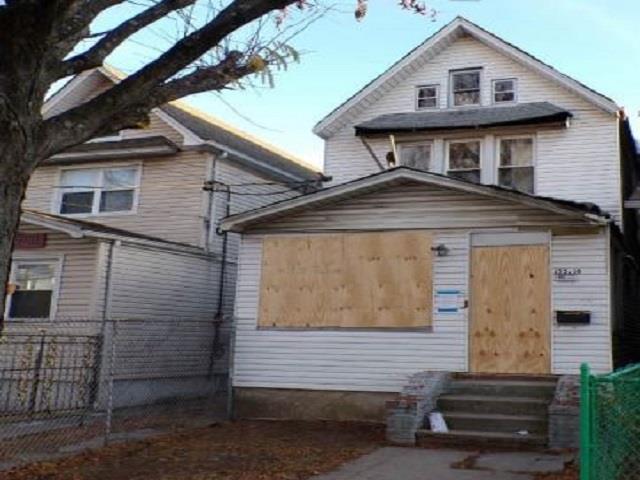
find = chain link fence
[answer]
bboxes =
[580,363,640,480]
[0,318,229,470]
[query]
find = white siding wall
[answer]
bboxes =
[107,243,219,319]
[323,36,620,222]
[232,229,611,393]
[551,234,612,373]
[24,152,210,247]
[12,224,100,319]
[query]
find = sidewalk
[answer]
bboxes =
[311,447,575,480]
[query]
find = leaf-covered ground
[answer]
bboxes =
[0,420,385,480]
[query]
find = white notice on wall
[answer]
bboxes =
[435,289,464,314]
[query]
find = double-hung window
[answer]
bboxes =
[493,79,517,104]
[7,259,60,319]
[398,142,432,171]
[58,166,139,215]
[450,69,481,107]
[416,85,439,109]
[447,140,481,183]
[497,137,535,193]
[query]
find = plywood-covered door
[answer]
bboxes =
[469,245,550,374]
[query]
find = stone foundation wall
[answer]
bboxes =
[233,387,395,422]
[549,375,580,449]
[386,371,451,445]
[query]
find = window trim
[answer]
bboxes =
[492,78,518,105]
[496,135,536,193]
[55,163,142,218]
[397,141,434,171]
[415,84,440,110]
[449,68,482,108]
[446,138,483,181]
[5,255,63,321]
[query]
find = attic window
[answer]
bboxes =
[493,79,517,104]
[416,85,439,109]
[450,69,481,107]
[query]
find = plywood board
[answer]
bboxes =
[469,245,550,374]
[259,232,432,328]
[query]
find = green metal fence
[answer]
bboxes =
[580,363,640,480]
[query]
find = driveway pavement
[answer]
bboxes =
[311,447,574,480]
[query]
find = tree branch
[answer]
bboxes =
[41,0,299,158]
[152,51,254,103]
[57,0,197,79]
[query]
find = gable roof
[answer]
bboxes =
[160,103,321,181]
[44,67,323,182]
[313,16,619,139]
[355,102,571,135]
[220,167,611,232]
[22,209,208,255]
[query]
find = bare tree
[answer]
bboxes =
[0,0,436,323]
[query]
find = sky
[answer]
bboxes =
[97,0,640,170]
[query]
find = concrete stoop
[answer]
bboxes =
[417,373,558,448]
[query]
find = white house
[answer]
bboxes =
[221,17,640,427]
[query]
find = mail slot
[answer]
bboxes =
[556,310,591,325]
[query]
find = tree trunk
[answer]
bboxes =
[0,152,31,331]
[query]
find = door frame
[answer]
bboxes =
[467,231,552,374]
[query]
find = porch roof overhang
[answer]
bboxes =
[354,102,572,136]
[43,136,179,166]
[220,167,611,233]
[21,209,211,256]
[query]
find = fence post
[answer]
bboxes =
[28,332,46,418]
[104,319,117,446]
[580,363,591,480]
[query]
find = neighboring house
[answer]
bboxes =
[221,17,640,421]
[5,66,322,408]
[10,66,321,324]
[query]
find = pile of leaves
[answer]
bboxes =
[535,461,578,480]
[0,420,385,480]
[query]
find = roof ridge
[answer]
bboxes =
[166,99,319,172]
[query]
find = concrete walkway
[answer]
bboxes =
[312,447,574,480]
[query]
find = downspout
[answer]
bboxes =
[203,156,217,253]
[91,240,115,410]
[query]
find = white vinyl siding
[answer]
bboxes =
[12,224,100,319]
[24,152,210,247]
[322,36,620,224]
[107,243,219,320]
[551,234,612,373]
[233,230,610,392]
[231,184,612,392]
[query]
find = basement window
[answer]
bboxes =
[416,85,439,109]
[498,137,534,193]
[447,139,481,183]
[398,143,432,171]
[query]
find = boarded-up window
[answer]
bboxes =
[259,232,433,328]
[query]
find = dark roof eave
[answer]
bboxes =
[355,112,571,136]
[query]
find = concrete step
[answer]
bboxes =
[416,428,547,448]
[442,412,548,435]
[447,379,557,399]
[437,394,549,416]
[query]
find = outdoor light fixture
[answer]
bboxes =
[431,244,450,257]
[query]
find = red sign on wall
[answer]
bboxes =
[15,233,47,249]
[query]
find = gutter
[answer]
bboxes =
[186,142,328,186]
